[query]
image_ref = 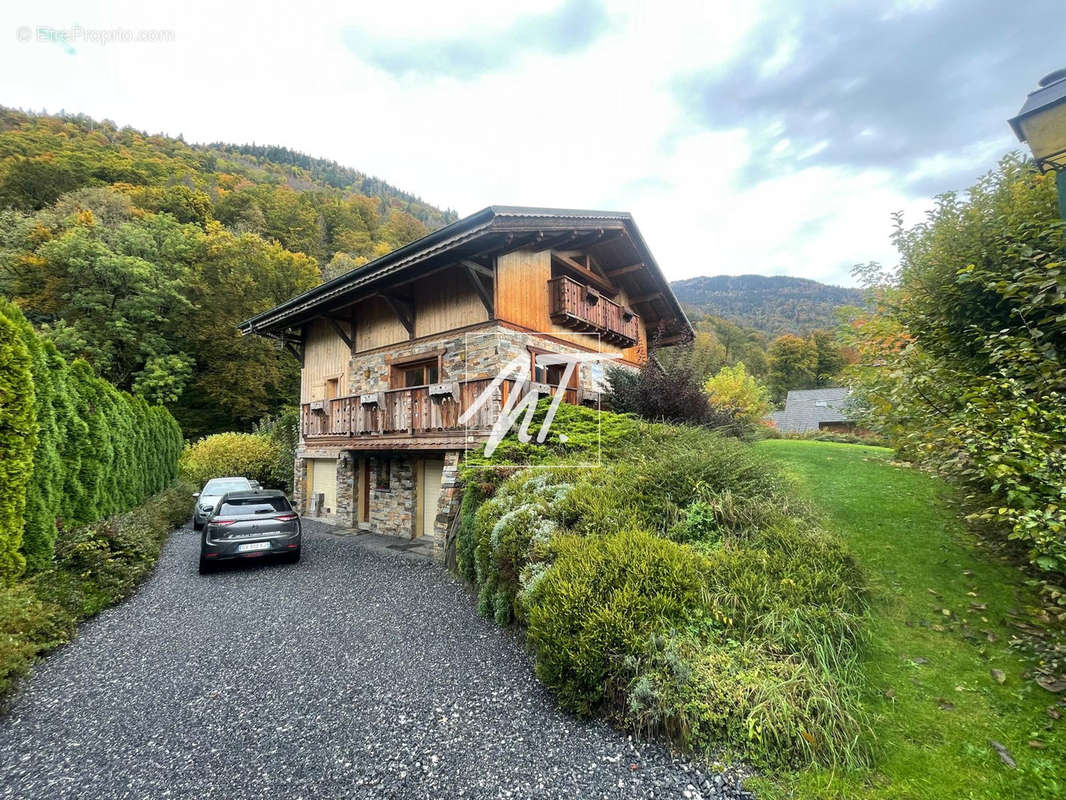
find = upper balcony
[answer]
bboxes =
[301,378,581,448]
[547,275,639,347]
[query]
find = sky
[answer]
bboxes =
[0,0,1061,286]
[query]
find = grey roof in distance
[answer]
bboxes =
[769,387,855,433]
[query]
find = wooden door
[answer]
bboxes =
[360,458,370,524]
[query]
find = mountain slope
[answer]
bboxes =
[0,107,456,265]
[0,108,457,437]
[671,274,863,336]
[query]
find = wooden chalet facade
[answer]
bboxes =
[239,206,691,553]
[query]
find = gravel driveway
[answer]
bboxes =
[0,522,752,800]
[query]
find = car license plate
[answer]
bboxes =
[237,541,271,553]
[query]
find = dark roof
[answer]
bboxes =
[1009,72,1066,142]
[238,205,691,341]
[770,387,855,433]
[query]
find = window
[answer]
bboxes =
[203,478,252,495]
[389,354,441,388]
[402,361,439,387]
[529,348,575,387]
[375,458,391,490]
[218,496,292,515]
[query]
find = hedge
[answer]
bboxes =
[0,300,183,581]
[178,431,280,489]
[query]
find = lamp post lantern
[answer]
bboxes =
[1009,68,1066,219]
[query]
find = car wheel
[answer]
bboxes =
[198,554,216,574]
[284,548,301,564]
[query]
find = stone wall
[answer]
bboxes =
[368,455,415,536]
[344,323,620,398]
[432,450,464,559]
[335,452,355,524]
[292,457,308,514]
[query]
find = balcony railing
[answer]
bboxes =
[301,378,578,440]
[548,275,639,347]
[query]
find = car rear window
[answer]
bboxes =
[204,479,250,494]
[218,497,292,515]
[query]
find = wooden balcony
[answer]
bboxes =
[548,275,639,347]
[301,378,578,447]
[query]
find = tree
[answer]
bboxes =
[704,363,771,426]
[845,155,1066,590]
[0,310,36,581]
[132,353,194,405]
[766,334,818,401]
[173,224,319,435]
[655,332,727,384]
[809,329,845,385]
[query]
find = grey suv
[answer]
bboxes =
[199,490,302,574]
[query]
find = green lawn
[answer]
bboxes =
[752,440,1066,800]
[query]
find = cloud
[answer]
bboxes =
[675,0,1064,193]
[342,0,609,79]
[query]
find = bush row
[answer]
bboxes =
[178,431,280,489]
[0,300,183,580]
[0,482,192,697]
[455,402,868,768]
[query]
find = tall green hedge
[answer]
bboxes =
[0,300,183,579]
[0,311,36,580]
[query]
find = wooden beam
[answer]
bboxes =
[543,228,622,254]
[551,252,618,296]
[528,230,580,252]
[284,340,304,367]
[606,262,645,277]
[654,334,690,347]
[629,291,663,305]
[381,293,414,338]
[327,317,353,350]
[460,259,493,280]
[462,260,494,317]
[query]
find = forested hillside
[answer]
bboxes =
[671,274,863,336]
[0,108,455,438]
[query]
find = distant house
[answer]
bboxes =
[770,387,856,433]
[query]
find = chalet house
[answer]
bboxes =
[239,206,691,556]
[769,387,857,433]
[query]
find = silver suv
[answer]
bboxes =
[191,477,252,530]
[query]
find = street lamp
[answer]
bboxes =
[1009,68,1066,218]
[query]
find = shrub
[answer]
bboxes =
[1,481,190,696]
[0,584,71,692]
[178,432,279,487]
[704,362,772,427]
[604,365,640,415]
[625,635,868,768]
[523,529,716,715]
[454,401,867,767]
[605,361,714,426]
[252,407,300,490]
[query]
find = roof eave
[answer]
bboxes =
[240,206,693,339]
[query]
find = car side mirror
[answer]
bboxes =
[192,492,200,498]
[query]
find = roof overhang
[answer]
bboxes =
[238,205,693,344]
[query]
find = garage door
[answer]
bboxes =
[309,458,337,515]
